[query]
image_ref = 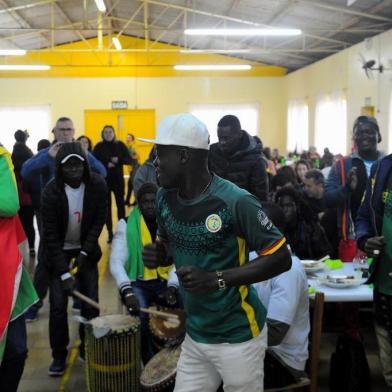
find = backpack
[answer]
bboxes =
[329,335,371,392]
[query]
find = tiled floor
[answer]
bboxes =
[19,232,389,392]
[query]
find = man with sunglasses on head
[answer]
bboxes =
[21,117,107,322]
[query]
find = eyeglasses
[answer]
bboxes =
[57,127,74,132]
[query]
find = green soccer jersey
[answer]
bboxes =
[156,175,286,344]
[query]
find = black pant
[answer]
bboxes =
[31,213,49,308]
[49,259,99,360]
[264,350,298,389]
[0,315,28,392]
[19,206,35,249]
[106,181,125,236]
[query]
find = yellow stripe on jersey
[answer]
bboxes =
[237,237,260,338]
[258,237,286,256]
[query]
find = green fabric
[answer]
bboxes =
[10,266,39,321]
[325,259,344,270]
[375,171,392,295]
[0,266,38,362]
[0,148,19,217]
[126,207,149,281]
[156,175,285,344]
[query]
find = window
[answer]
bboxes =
[315,91,347,155]
[189,103,259,143]
[0,105,51,153]
[287,99,309,153]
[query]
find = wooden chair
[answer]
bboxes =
[265,292,325,392]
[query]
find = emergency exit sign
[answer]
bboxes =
[112,101,128,109]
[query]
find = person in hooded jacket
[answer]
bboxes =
[11,130,35,254]
[208,115,268,201]
[93,125,132,243]
[40,142,107,376]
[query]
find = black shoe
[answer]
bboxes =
[48,358,66,377]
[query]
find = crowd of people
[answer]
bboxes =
[0,111,391,391]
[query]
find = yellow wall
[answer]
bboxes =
[286,29,392,154]
[0,76,287,151]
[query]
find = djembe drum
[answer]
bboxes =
[149,308,186,350]
[85,314,141,392]
[140,345,182,391]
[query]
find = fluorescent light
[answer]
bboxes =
[94,0,106,12]
[180,49,251,54]
[112,37,122,50]
[0,65,51,71]
[0,50,26,56]
[184,28,302,36]
[174,64,251,71]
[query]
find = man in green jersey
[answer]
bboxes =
[141,113,291,392]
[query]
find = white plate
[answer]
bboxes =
[301,260,324,272]
[318,278,364,288]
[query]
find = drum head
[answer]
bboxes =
[149,308,186,341]
[140,345,182,390]
[90,314,139,336]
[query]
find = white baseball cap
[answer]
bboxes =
[138,113,210,150]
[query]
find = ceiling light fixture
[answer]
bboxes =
[0,65,51,71]
[94,0,106,12]
[112,37,122,50]
[0,49,26,56]
[184,28,301,36]
[180,49,251,54]
[174,64,251,71]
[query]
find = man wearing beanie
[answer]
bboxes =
[110,182,174,364]
[22,117,107,323]
[209,114,269,201]
[325,115,382,263]
[40,142,107,376]
[141,113,291,392]
[325,115,383,341]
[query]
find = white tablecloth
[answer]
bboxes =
[308,263,373,302]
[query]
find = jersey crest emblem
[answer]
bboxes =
[205,214,222,233]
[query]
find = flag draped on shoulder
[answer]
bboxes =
[0,147,38,362]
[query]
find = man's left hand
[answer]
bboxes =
[177,266,217,294]
[75,252,88,272]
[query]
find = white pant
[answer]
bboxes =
[174,326,267,392]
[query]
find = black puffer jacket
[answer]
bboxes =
[209,131,268,201]
[41,146,108,276]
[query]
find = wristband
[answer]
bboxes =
[61,272,72,281]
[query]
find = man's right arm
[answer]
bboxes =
[324,160,351,208]
[21,148,52,180]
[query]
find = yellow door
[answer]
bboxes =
[84,109,155,163]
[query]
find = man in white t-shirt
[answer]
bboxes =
[41,142,107,377]
[252,202,310,389]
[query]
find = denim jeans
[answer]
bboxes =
[0,315,28,392]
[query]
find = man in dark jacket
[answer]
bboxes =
[209,115,268,201]
[11,130,35,254]
[325,115,382,262]
[93,125,132,243]
[22,118,107,322]
[41,142,107,376]
[356,154,392,388]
